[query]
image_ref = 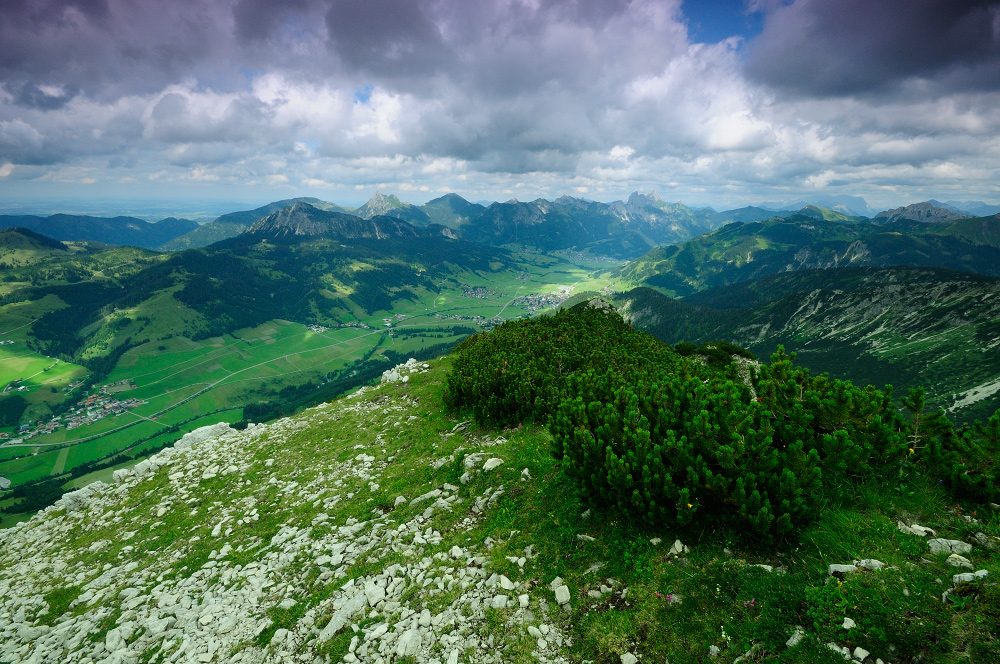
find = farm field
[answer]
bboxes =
[0,346,86,394]
[0,250,619,489]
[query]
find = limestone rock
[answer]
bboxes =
[953,569,989,586]
[946,554,974,569]
[175,422,231,449]
[483,458,504,472]
[928,538,973,555]
[897,521,936,537]
[786,626,805,648]
[828,563,858,576]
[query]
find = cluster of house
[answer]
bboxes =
[551,249,626,264]
[98,379,136,395]
[381,313,409,328]
[306,324,329,334]
[0,384,148,443]
[462,286,500,298]
[432,312,504,330]
[341,321,373,330]
[508,289,573,315]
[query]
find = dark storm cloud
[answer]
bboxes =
[746,0,1000,96]
[8,81,78,110]
[233,0,315,40]
[325,0,449,75]
[0,0,235,98]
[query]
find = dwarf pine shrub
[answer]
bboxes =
[445,304,1000,541]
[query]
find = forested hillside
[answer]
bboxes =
[0,214,197,249]
[620,215,1000,296]
[615,266,1000,422]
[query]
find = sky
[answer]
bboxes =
[1,0,999,213]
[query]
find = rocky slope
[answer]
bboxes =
[0,359,574,664]
[244,202,422,240]
[4,356,1000,664]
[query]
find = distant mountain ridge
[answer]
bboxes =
[455,190,726,257]
[159,198,353,251]
[944,200,1000,217]
[0,213,197,249]
[158,191,839,258]
[756,194,875,217]
[243,201,423,241]
[873,202,971,224]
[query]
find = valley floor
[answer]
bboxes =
[0,250,619,493]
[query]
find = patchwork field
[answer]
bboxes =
[0,250,619,495]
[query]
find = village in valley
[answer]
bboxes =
[0,378,147,445]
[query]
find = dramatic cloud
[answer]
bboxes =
[0,0,998,210]
[745,0,1000,96]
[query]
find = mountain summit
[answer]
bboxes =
[356,191,405,219]
[356,192,431,226]
[873,202,971,224]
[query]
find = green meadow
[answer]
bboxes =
[0,250,619,490]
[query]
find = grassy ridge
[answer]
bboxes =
[620,215,1000,296]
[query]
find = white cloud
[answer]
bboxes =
[0,0,996,209]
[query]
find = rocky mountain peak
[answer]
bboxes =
[873,202,972,224]
[358,191,405,219]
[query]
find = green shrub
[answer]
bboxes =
[903,387,1000,504]
[445,305,1000,541]
[550,368,824,539]
[443,304,680,426]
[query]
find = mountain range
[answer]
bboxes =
[0,213,198,250]
[5,187,1000,664]
[162,190,741,258]
[7,191,998,264]
[3,195,1000,476]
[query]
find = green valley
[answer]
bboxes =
[0,227,620,519]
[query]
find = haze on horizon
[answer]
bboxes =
[1,0,999,212]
